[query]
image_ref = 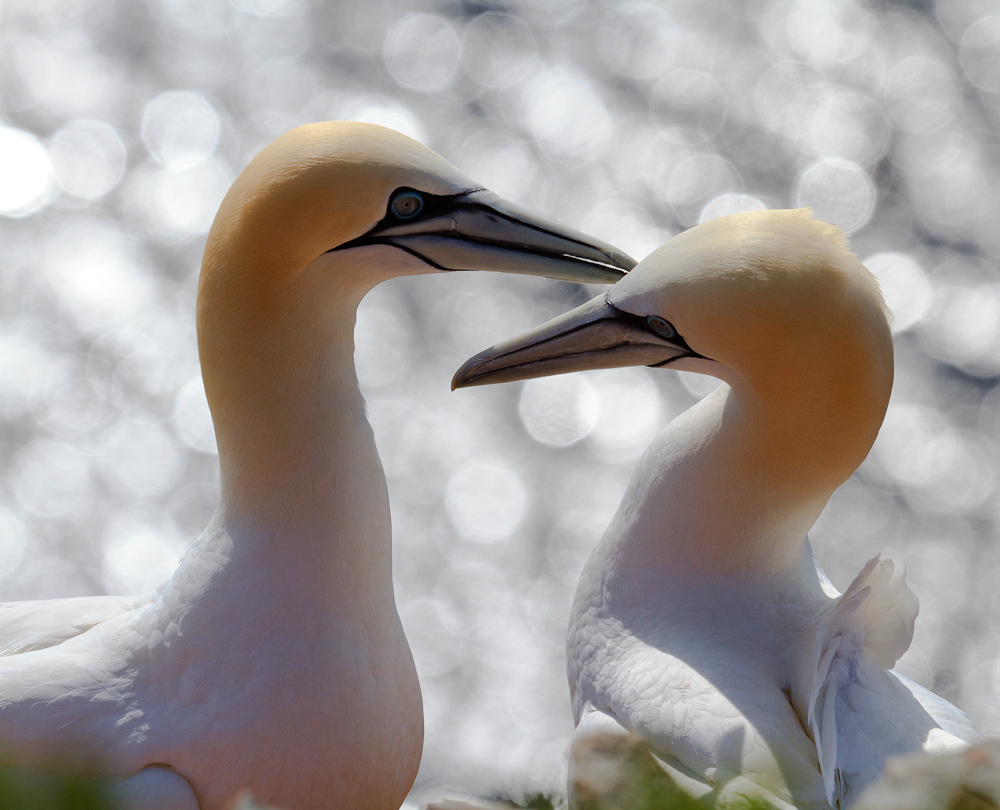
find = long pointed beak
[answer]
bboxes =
[340,189,635,284]
[452,294,698,389]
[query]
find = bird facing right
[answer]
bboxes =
[453,209,980,809]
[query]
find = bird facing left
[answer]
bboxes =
[0,122,634,810]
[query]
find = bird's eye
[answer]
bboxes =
[391,191,424,219]
[647,315,677,339]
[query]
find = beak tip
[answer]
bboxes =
[598,248,635,278]
[452,352,494,390]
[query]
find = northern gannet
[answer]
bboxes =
[452,209,979,809]
[0,122,634,810]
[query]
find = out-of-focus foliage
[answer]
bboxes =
[0,767,285,810]
[455,740,1000,810]
[853,743,1000,810]
[0,766,112,810]
[568,734,776,810]
[568,734,710,810]
[2,0,1000,803]
[425,733,781,809]
[421,794,563,810]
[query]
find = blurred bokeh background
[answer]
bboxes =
[1,0,999,802]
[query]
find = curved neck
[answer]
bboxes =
[196,249,391,589]
[609,350,890,583]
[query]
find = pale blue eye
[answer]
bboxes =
[647,315,677,339]
[391,191,424,219]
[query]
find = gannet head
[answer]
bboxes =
[200,121,633,293]
[453,209,890,385]
[197,122,635,508]
[453,209,894,487]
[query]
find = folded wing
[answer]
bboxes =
[0,595,146,657]
[793,548,975,808]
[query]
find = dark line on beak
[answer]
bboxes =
[328,189,631,275]
[362,240,450,271]
[336,233,627,275]
[480,315,627,366]
[604,300,709,361]
[648,355,690,368]
[453,201,628,266]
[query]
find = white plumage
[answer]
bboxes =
[0,122,632,810]
[453,208,979,809]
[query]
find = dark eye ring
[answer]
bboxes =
[647,315,677,339]
[391,190,424,219]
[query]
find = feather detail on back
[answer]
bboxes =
[793,548,924,807]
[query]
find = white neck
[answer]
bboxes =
[220,331,392,596]
[604,386,814,588]
[194,249,396,606]
[605,357,887,591]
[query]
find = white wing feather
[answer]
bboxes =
[793,548,976,808]
[0,595,147,657]
[571,624,831,808]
